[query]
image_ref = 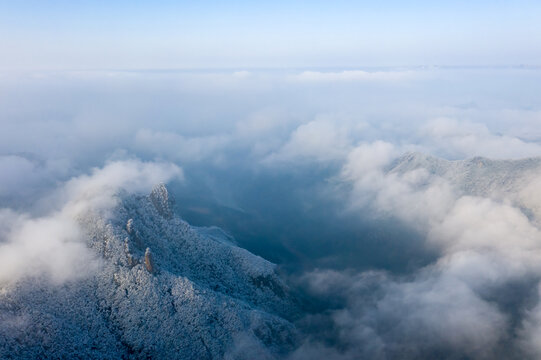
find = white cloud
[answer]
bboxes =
[304,140,541,357]
[292,70,417,83]
[265,119,354,163]
[420,118,541,159]
[0,160,182,285]
[134,129,231,163]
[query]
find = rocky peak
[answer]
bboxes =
[149,183,175,219]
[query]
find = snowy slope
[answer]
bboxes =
[0,184,298,359]
[389,152,541,222]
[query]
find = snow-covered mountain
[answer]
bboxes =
[0,184,298,359]
[389,152,541,221]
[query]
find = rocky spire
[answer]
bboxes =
[144,247,155,273]
[149,183,175,219]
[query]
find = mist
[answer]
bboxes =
[2,67,541,358]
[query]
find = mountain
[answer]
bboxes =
[0,184,299,359]
[389,152,541,222]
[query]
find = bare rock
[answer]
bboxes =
[144,247,155,273]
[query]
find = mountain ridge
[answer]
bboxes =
[0,184,299,359]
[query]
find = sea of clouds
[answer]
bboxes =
[1,67,541,358]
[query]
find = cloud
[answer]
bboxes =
[0,160,182,286]
[420,118,541,159]
[264,119,354,163]
[292,70,417,83]
[0,154,74,209]
[134,129,231,163]
[291,140,541,358]
[2,68,541,358]
[339,141,450,222]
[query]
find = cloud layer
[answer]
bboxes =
[292,142,541,359]
[1,68,541,358]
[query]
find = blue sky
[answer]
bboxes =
[1,1,540,69]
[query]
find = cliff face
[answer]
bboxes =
[0,184,298,359]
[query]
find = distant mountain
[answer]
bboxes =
[0,184,298,359]
[389,152,541,221]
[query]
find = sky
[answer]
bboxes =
[1,0,541,70]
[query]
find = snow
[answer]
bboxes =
[0,184,298,359]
